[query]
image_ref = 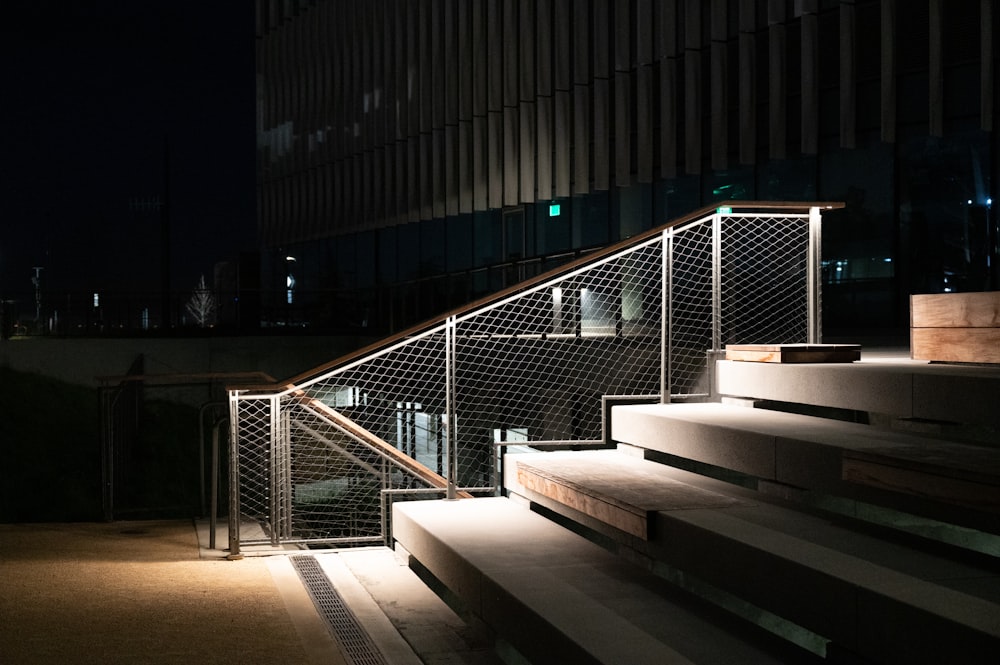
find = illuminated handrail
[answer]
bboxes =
[229,201,841,395]
[228,200,843,551]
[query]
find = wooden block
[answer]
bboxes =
[725,343,861,363]
[911,327,1000,364]
[910,292,1000,364]
[911,291,1000,328]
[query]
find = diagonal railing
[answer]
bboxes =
[228,201,842,554]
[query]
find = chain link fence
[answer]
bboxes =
[229,204,827,552]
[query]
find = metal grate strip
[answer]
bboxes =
[290,554,389,665]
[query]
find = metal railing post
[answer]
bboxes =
[807,206,823,344]
[209,418,227,550]
[445,316,457,499]
[268,396,281,546]
[227,393,242,559]
[279,400,293,540]
[662,229,672,403]
[712,212,723,353]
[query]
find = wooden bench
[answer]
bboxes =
[725,343,861,363]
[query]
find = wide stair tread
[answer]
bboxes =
[611,402,1000,529]
[715,357,1000,428]
[508,449,1000,664]
[393,496,818,665]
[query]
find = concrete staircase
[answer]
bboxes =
[392,353,1000,664]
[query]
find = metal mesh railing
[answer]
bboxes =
[453,238,664,452]
[229,203,831,552]
[721,215,812,346]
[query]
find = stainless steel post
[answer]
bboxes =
[807,206,823,344]
[712,212,723,353]
[281,412,293,539]
[445,316,457,499]
[662,229,672,403]
[209,418,226,551]
[268,396,280,546]
[227,393,242,558]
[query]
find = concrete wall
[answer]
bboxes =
[0,335,374,388]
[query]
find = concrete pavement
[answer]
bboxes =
[0,519,500,665]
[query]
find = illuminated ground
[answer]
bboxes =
[0,520,499,665]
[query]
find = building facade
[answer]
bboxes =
[255,0,999,335]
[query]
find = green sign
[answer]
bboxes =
[717,206,733,214]
[549,203,561,217]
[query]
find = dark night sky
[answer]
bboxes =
[0,2,255,306]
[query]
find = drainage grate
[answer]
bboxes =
[290,554,389,665]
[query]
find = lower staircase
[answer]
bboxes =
[392,351,1000,664]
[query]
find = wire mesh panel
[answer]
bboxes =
[230,396,274,541]
[229,205,828,550]
[454,239,664,471]
[668,220,716,397]
[720,214,811,345]
[667,212,814,397]
[284,402,432,543]
[299,327,449,469]
[231,392,449,548]
[230,327,453,549]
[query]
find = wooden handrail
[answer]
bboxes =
[228,200,844,393]
[294,392,473,498]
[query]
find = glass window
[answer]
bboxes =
[899,129,992,294]
[446,214,473,272]
[537,197,572,255]
[503,208,525,260]
[758,155,817,201]
[704,168,754,206]
[573,190,610,249]
[654,175,701,225]
[818,133,897,331]
[617,182,653,240]
[397,223,420,281]
[420,218,446,277]
[473,210,502,267]
[356,231,375,289]
[334,234,357,290]
[377,227,398,284]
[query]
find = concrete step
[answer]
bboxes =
[610,402,1000,533]
[392,497,820,665]
[323,548,504,665]
[504,449,1000,664]
[715,357,1000,429]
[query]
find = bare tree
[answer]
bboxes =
[185,274,217,328]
